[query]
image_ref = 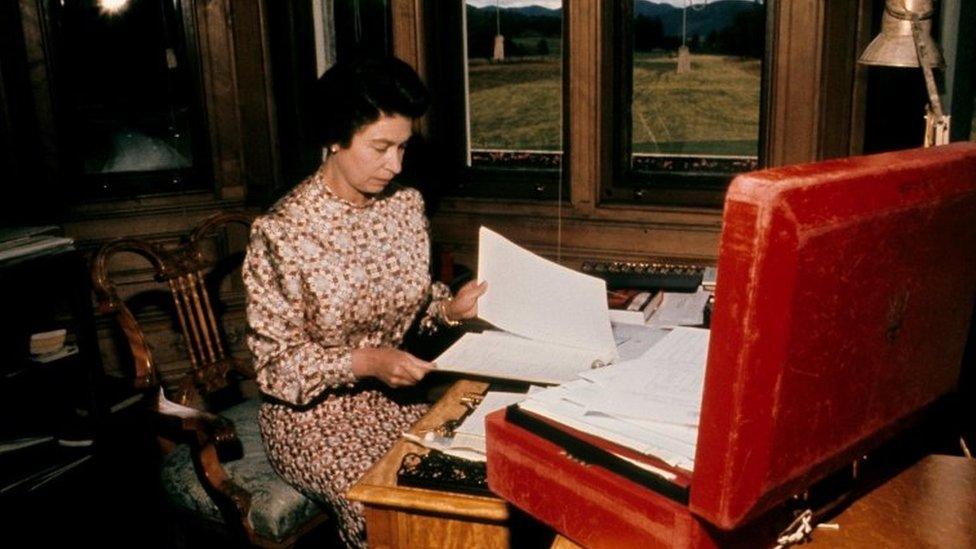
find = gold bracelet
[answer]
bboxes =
[440,300,461,327]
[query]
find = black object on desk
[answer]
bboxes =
[397,451,491,496]
[581,260,704,292]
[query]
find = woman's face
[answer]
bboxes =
[327,113,412,205]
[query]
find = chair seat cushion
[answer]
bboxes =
[160,398,322,542]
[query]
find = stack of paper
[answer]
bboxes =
[518,326,710,471]
[0,226,74,264]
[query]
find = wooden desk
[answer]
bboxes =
[551,454,976,549]
[348,380,528,548]
[810,454,976,548]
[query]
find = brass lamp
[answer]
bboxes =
[858,0,950,146]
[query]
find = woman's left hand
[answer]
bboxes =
[445,280,487,321]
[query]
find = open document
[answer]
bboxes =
[434,227,617,384]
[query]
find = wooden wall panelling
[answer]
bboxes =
[847,0,876,156]
[265,0,321,193]
[818,0,873,160]
[228,0,281,204]
[62,193,249,246]
[565,0,612,215]
[392,0,428,136]
[762,0,867,164]
[429,200,722,272]
[764,0,825,167]
[16,0,59,193]
[194,0,245,198]
[392,0,426,83]
[0,0,36,197]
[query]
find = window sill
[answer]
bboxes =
[432,195,724,229]
[63,191,247,223]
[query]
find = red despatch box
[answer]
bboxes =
[486,143,976,548]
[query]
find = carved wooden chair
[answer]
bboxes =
[91,212,327,547]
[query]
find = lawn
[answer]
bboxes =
[467,52,762,156]
[467,58,563,150]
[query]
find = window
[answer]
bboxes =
[46,0,210,198]
[430,1,564,199]
[427,1,769,206]
[464,1,563,166]
[609,0,767,206]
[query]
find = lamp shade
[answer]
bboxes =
[859,0,944,68]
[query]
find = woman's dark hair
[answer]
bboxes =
[311,56,429,149]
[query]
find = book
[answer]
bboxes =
[0,439,92,495]
[0,436,54,456]
[608,289,664,325]
[0,226,60,250]
[0,235,74,263]
[433,227,618,385]
[701,266,718,292]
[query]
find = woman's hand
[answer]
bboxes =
[350,347,434,388]
[444,280,488,322]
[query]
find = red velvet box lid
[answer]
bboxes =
[690,143,976,529]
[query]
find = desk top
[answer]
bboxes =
[811,454,976,548]
[347,379,510,521]
[551,454,976,549]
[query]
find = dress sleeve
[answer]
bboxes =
[243,219,357,406]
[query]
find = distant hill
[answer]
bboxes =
[646,0,762,39]
[514,5,562,18]
[634,1,679,20]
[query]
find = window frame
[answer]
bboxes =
[393,0,867,250]
[39,0,213,200]
[604,1,770,208]
[423,0,564,201]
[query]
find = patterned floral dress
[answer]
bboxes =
[242,170,451,548]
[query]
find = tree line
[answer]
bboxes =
[635,10,764,58]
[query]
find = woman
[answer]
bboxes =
[242,56,485,548]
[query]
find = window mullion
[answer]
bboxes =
[565,1,613,214]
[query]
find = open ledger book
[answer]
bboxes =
[434,227,618,384]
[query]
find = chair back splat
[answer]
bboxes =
[91,211,327,547]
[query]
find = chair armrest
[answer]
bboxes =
[153,391,255,538]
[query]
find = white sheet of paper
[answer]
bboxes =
[476,227,617,360]
[612,323,671,361]
[434,331,602,384]
[401,432,486,462]
[647,288,712,328]
[448,391,530,455]
[613,452,678,481]
[454,391,529,439]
